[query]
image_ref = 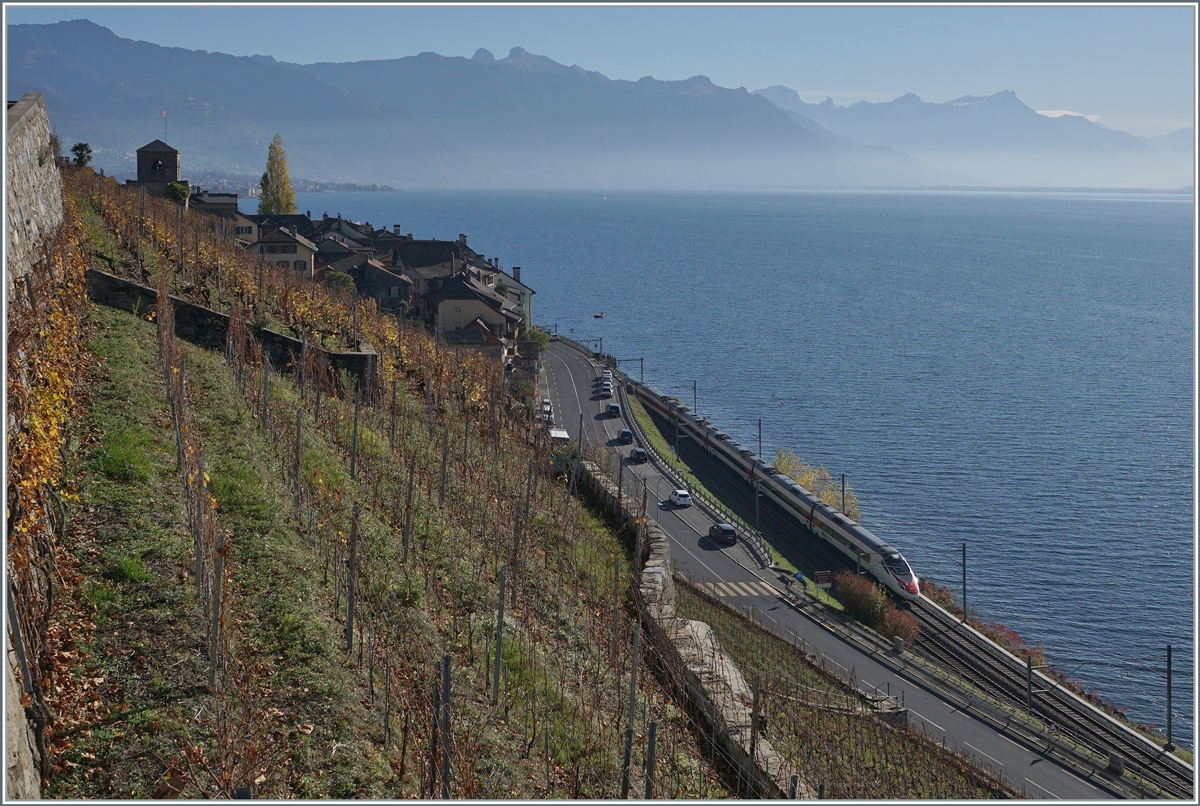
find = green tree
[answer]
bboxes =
[71,142,93,167]
[324,271,355,293]
[257,133,297,216]
[165,181,190,204]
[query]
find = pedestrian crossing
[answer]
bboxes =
[692,580,779,598]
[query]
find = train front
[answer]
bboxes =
[882,551,920,600]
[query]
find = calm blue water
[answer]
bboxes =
[252,189,1196,745]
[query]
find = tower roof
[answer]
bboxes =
[137,139,178,154]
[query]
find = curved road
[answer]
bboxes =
[543,340,1120,801]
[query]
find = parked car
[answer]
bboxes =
[600,387,613,399]
[607,403,621,418]
[708,523,738,546]
[618,429,634,444]
[630,447,648,464]
[669,489,692,507]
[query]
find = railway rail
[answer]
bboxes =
[909,598,1194,799]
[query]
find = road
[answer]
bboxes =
[542,340,1119,801]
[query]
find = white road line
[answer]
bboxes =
[909,710,946,732]
[1023,777,1059,799]
[963,742,1004,767]
[999,733,1024,750]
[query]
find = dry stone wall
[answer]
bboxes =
[5,91,60,801]
[577,460,809,798]
[6,93,63,302]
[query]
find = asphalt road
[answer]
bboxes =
[542,340,1119,801]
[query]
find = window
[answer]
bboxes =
[276,259,289,267]
[389,286,398,297]
[287,245,297,254]
[455,306,461,313]
[294,261,307,272]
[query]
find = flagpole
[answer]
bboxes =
[163,109,167,141]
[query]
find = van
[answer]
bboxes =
[607,403,621,418]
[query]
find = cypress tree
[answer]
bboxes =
[258,133,298,215]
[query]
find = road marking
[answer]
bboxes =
[757,581,777,595]
[963,742,1004,767]
[999,733,1024,750]
[1023,777,1059,799]
[909,710,945,732]
[715,583,737,597]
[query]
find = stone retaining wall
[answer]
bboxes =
[576,460,809,798]
[86,268,377,386]
[5,90,60,801]
[6,93,63,303]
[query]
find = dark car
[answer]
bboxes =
[708,523,738,546]
[630,447,648,464]
[618,429,634,444]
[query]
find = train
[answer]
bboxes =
[632,383,921,601]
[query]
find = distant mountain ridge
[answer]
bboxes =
[6,22,925,188]
[752,85,1191,187]
[6,20,1187,189]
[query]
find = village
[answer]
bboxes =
[124,138,541,375]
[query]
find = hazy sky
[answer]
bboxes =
[6,4,1196,137]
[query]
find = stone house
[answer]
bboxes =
[323,252,413,314]
[444,317,510,362]
[244,225,317,279]
[426,272,522,340]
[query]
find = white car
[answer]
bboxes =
[669,489,692,507]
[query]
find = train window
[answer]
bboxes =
[883,553,912,579]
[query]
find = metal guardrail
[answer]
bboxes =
[604,363,773,569]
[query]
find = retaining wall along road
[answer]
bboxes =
[576,459,809,798]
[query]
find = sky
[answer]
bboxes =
[5,3,1196,137]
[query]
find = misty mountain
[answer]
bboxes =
[754,85,1189,187]
[6,21,926,188]
[289,45,936,187]
[1142,127,1194,156]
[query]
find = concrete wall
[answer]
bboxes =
[576,459,809,798]
[6,93,64,303]
[86,268,377,389]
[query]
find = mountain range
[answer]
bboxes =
[7,20,1192,189]
[753,85,1192,188]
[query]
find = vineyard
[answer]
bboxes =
[673,584,1025,799]
[30,166,1022,798]
[45,168,734,798]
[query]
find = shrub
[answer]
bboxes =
[834,570,889,628]
[324,271,355,293]
[881,606,920,643]
[835,569,920,642]
[165,181,190,204]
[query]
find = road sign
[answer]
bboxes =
[814,570,832,589]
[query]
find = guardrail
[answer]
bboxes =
[605,364,773,569]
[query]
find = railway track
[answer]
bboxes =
[910,597,1194,799]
